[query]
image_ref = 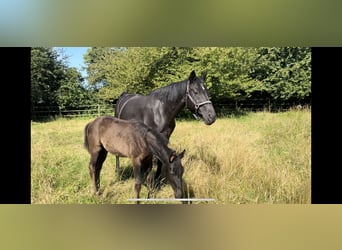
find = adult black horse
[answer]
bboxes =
[114,70,216,184]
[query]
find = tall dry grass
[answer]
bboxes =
[31,109,311,204]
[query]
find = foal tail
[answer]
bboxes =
[83,122,90,152]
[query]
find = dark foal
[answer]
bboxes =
[84,116,185,204]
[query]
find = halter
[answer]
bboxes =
[185,80,212,117]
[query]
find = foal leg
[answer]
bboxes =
[143,157,153,198]
[89,149,107,194]
[94,149,108,194]
[89,153,99,194]
[133,160,143,204]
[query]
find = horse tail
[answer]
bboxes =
[84,122,90,152]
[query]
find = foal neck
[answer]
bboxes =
[145,130,172,164]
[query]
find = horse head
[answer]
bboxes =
[185,70,217,125]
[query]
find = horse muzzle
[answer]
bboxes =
[197,103,217,125]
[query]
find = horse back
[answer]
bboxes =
[87,116,151,159]
[115,93,143,119]
[115,94,170,134]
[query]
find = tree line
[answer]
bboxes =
[31,47,311,113]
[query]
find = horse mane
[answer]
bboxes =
[148,79,187,103]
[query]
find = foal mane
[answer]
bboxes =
[128,119,169,147]
[144,125,171,158]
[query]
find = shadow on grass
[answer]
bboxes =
[100,161,198,204]
[117,165,134,181]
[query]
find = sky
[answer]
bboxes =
[55,47,90,78]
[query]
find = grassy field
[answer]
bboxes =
[31,109,311,204]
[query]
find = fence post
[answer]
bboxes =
[268,99,271,112]
[97,104,100,116]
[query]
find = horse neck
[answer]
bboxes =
[150,80,187,115]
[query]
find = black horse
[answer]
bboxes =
[114,70,216,184]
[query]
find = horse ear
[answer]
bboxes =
[170,150,185,162]
[179,149,186,159]
[189,70,196,82]
[169,152,176,163]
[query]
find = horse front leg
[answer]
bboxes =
[115,156,120,174]
[154,125,174,189]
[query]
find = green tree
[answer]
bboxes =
[31,47,98,114]
[194,47,258,100]
[249,47,311,100]
[56,67,96,109]
[84,47,203,101]
[84,47,311,104]
[31,47,66,106]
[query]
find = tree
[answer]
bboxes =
[56,67,96,109]
[31,47,99,114]
[84,47,311,105]
[31,47,66,106]
[249,47,311,100]
[84,47,203,101]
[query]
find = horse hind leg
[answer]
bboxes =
[89,149,108,194]
[88,156,97,194]
[94,149,108,194]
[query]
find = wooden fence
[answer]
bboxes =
[31,104,114,120]
[31,100,311,120]
[213,100,310,113]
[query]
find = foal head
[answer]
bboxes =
[166,150,186,198]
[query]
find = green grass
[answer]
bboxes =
[31,109,311,204]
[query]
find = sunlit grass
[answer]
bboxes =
[31,109,311,204]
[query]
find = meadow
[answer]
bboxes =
[31,109,311,204]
